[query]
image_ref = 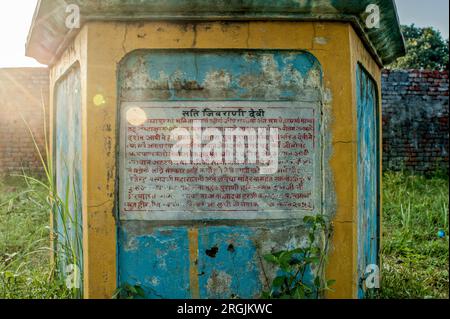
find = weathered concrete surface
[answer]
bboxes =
[119,221,313,298]
[117,50,326,298]
[119,51,322,102]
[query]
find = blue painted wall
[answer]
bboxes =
[117,50,323,298]
[118,225,191,298]
[54,65,83,292]
[356,64,380,298]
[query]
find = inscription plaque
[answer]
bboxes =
[119,101,321,220]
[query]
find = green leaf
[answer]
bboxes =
[303,216,315,224]
[314,276,321,287]
[305,256,320,264]
[135,286,146,298]
[261,291,271,299]
[263,254,279,264]
[290,248,306,255]
[272,276,286,288]
[293,286,306,299]
[288,257,303,266]
[271,251,285,258]
[279,251,293,265]
[128,285,137,295]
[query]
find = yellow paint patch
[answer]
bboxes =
[188,228,200,299]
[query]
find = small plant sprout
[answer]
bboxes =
[261,215,334,299]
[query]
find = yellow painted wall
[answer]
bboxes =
[49,20,381,299]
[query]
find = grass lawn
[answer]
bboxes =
[0,176,70,299]
[380,171,449,299]
[0,171,448,299]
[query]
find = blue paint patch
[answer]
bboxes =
[118,225,191,299]
[356,64,380,298]
[197,226,261,298]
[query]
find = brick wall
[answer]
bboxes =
[0,68,49,175]
[382,69,449,174]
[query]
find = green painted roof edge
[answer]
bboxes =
[26,0,405,66]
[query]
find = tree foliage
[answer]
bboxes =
[388,24,449,70]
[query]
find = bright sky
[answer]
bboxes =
[396,0,449,38]
[0,0,449,67]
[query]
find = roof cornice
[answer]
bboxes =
[25,0,405,66]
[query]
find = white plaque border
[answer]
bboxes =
[118,101,323,221]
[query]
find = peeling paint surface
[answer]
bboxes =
[117,50,325,298]
[118,223,191,298]
[54,66,83,279]
[119,50,322,102]
[198,226,260,298]
[356,65,380,298]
